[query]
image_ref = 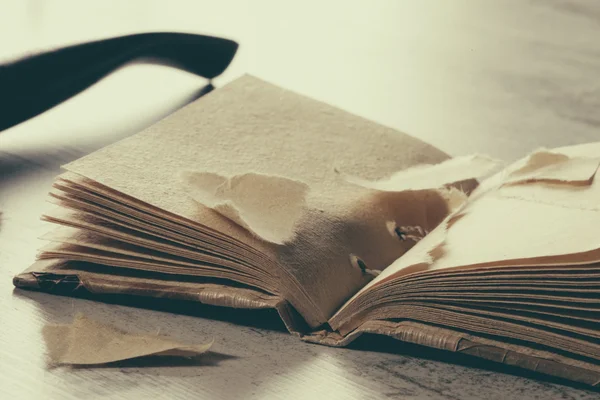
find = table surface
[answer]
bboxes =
[1,1,600,399]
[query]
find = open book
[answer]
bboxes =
[14,75,600,386]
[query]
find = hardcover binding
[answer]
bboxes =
[14,265,600,387]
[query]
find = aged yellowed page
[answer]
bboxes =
[330,143,600,340]
[44,314,212,365]
[349,143,600,298]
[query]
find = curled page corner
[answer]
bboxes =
[338,154,503,193]
[504,149,600,186]
[179,170,309,245]
[43,314,213,365]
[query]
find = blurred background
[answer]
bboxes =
[2,0,599,166]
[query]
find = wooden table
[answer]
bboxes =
[1,1,599,398]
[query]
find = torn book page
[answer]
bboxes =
[180,171,309,245]
[504,150,600,186]
[340,154,502,192]
[43,314,213,365]
[355,144,600,295]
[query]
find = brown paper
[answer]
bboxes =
[506,150,600,186]
[180,171,309,244]
[57,75,451,327]
[43,314,212,365]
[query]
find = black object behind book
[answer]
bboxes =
[0,32,238,132]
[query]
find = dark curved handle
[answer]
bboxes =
[0,32,238,132]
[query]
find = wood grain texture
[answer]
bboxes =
[1,1,600,399]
